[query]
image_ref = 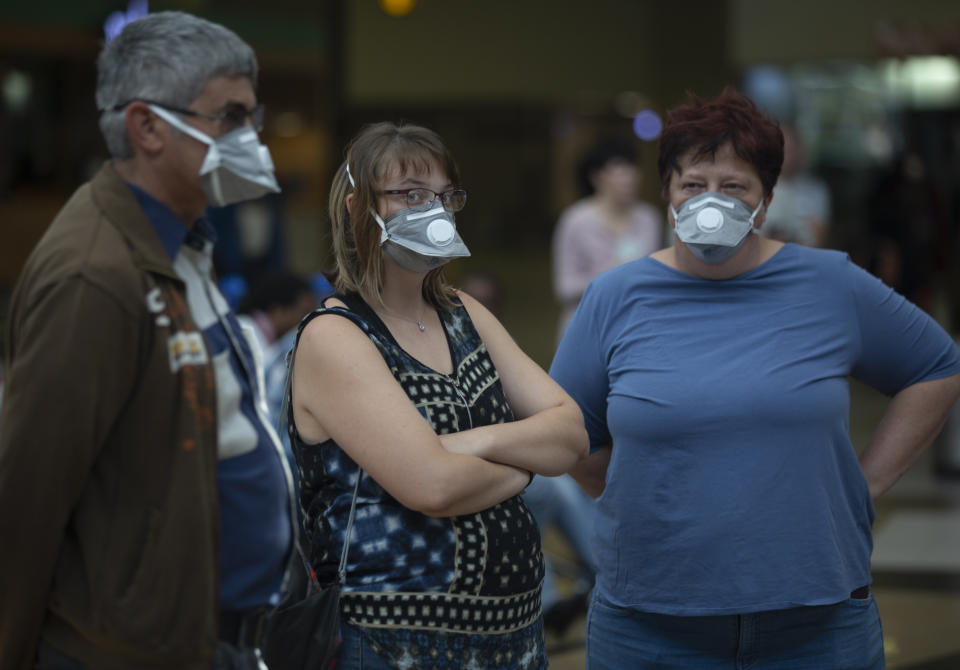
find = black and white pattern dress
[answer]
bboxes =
[290,293,546,670]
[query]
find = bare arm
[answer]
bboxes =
[438,291,589,476]
[859,373,960,500]
[291,313,529,518]
[567,446,611,498]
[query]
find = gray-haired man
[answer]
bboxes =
[0,12,294,669]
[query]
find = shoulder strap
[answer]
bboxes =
[338,470,362,584]
[277,297,366,587]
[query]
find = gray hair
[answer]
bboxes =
[95,11,258,159]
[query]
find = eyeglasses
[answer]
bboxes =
[113,99,265,133]
[379,188,468,212]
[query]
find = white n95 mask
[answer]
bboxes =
[373,201,471,274]
[671,192,763,264]
[149,104,280,207]
[345,165,471,274]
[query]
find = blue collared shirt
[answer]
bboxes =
[127,183,292,610]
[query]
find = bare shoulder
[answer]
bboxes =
[297,303,370,361]
[455,289,497,331]
[323,296,348,309]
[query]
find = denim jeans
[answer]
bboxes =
[335,624,395,670]
[586,589,884,670]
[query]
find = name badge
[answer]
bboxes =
[167,331,209,372]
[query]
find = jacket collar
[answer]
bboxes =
[89,161,184,281]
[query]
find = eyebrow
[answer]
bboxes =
[396,176,455,190]
[219,100,256,112]
[681,167,751,181]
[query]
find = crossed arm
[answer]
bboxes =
[291,294,588,518]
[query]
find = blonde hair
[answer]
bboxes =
[329,122,461,309]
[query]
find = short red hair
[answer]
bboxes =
[657,87,784,199]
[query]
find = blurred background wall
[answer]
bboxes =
[2,3,960,666]
[1,0,958,368]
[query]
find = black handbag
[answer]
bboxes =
[261,471,362,670]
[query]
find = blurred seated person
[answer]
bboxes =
[552,138,663,339]
[762,124,831,247]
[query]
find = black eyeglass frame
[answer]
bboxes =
[379,188,469,212]
[112,99,265,133]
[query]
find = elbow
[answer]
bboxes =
[412,490,453,518]
[401,476,462,518]
[578,478,605,499]
[537,422,589,477]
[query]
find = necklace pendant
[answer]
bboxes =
[417,321,425,332]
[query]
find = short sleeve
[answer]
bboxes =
[849,259,960,395]
[549,280,613,450]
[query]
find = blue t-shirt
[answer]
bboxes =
[549,244,960,616]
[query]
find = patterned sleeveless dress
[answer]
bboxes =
[289,293,546,670]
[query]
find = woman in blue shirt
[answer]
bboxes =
[549,88,960,669]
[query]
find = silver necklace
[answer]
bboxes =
[379,304,427,332]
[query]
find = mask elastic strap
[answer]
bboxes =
[346,164,389,244]
[148,104,215,147]
[149,104,224,202]
[372,210,390,244]
[748,198,765,225]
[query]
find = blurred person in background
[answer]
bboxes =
[552,138,663,340]
[761,124,831,247]
[237,269,318,359]
[550,88,960,669]
[241,269,334,506]
[0,12,294,670]
[866,150,949,315]
[286,121,588,669]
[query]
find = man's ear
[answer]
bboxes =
[124,101,165,155]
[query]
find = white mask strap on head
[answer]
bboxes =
[148,104,222,175]
[148,104,215,147]
[347,165,389,244]
[748,198,764,225]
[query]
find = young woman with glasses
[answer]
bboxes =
[285,122,588,670]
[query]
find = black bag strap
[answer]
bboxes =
[338,471,361,584]
[278,310,362,589]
